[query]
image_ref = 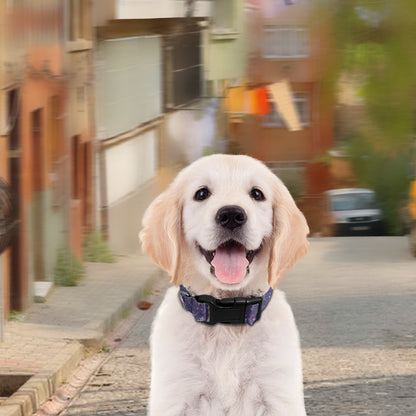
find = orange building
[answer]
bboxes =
[225,1,334,230]
[0,1,94,315]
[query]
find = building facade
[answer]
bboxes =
[0,0,95,316]
[225,0,335,231]
[0,0,274,317]
[93,0,212,254]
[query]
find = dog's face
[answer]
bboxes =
[181,156,274,290]
[140,154,309,292]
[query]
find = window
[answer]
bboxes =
[212,0,234,33]
[263,92,309,127]
[69,0,92,41]
[166,31,201,108]
[263,27,309,58]
[96,36,162,138]
[330,193,379,211]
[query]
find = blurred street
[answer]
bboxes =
[60,237,416,416]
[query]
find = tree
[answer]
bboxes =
[315,0,416,233]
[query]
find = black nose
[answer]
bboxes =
[215,205,247,230]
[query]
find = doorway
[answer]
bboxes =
[8,89,22,309]
[71,135,91,229]
[31,109,46,281]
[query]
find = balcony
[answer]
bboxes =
[95,0,210,23]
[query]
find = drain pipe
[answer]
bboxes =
[98,141,109,240]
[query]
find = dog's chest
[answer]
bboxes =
[187,324,267,404]
[150,288,305,415]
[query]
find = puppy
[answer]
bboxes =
[140,154,309,416]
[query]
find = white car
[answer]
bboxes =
[321,188,383,236]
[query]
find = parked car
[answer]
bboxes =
[321,188,383,236]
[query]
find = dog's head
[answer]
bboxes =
[140,154,309,291]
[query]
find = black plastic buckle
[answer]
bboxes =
[194,294,263,325]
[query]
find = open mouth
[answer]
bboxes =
[198,240,261,284]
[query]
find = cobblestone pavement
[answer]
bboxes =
[61,237,416,415]
[60,281,166,416]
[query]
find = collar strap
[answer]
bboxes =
[178,285,273,326]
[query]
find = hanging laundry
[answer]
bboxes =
[224,87,246,113]
[244,87,270,115]
[268,80,302,131]
[254,88,270,116]
[244,89,254,114]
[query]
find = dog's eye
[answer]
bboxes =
[250,187,265,201]
[194,187,211,201]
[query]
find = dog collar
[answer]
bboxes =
[178,285,273,326]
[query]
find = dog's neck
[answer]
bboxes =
[178,284,273,326]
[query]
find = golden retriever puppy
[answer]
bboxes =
[140,154,309,415]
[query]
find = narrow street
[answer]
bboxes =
[282,237,416,415]
[62,237,416,416]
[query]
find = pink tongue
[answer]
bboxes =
[211,244,249,284]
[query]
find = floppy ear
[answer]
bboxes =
[268,180,309,289]
[139,185,184,285]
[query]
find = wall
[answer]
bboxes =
[15,1,67,300]
[204,0,246,82]
[95,35,163,254]
[232,1,335,170]
[68,48,95,237]
[0,135,10,318]
[20,76,67,288]
[105,127,159,254]
[106,129,158,205]
[95,36,162,139]
[229,82,331,162]
[68,51,92,140]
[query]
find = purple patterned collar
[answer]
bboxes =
[178,285,273,326]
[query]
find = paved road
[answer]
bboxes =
[62,237,416,416]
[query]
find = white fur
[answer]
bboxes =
[140,154,309,415]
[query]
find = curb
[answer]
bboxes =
[0,342,83,416]
[0,267,163,416]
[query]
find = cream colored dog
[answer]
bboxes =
[140,154,309,416]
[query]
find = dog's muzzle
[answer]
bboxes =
[198,240,261,285]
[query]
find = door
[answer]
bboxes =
[8,89,22,309]
[71,136,90,228]
[31,109,46,281]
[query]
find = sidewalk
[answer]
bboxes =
[0,255,163,416]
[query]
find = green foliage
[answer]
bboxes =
[83,231,116,263]
[312,0,416,234]
[312,151,334,166]
[8,310,23,321]
[54,248,85,286]
[347,134,413,234]
[277,169,305,204]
